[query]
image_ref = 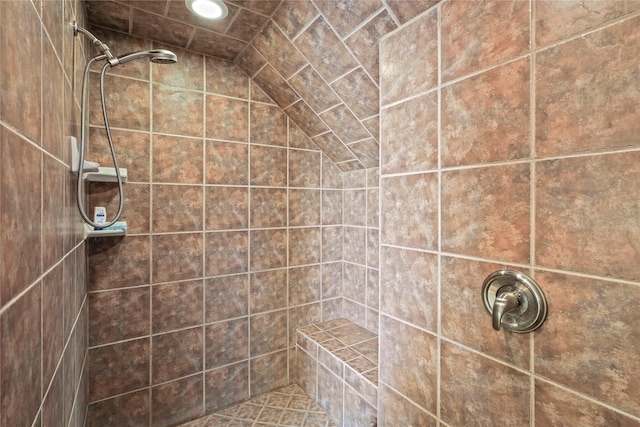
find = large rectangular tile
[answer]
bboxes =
[380,246,438,333]
[250,310,288,356]
[87,390,150,427]
[0,0,42,143]
[152,328,203,384]
[205,274,248,322]
[206,56,249,98]
[380,173,438,250]
[152,135,203,184]
[205,318,248,369]
[294,16,358,84]
[152,185,203,232]
[378,384,437,427]
[288,65,340,114]
[316,364,343,426]
[442,58,530,167]
[89,287,150,346]
[534,270,640,417]
[88,236,150,291]
[536,15,640,157]
[205,95,248,142]
[380,9,438,106]
[441,256,530,369]
[271,0,319,39]
[441,0,529,82]
[379,315,437,414]
[441,341,530,426]
[250,269,287,313]
[250,102,288,147]
[152,280,203,333]
[0,284,41,427]
[205,186,248,231]
[90,75,150,131]
[345,10,397,83]
[153,233,204,282]
[253,21,307,80]
[0,127,42,303]
[205,231,248,276]
[442,164,530,264]
[205,362,249,413]
[252,64,300,109]
[536,379,640,427]
[249,350,289,397]
[535,0,640,47]
[381,91,438,174]
[331,68,379,120]
[536,152,640,280]
[89,338,150,402]
[151,375,204,427]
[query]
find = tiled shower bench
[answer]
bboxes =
[296,318,378,427]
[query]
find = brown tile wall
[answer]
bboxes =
[0,1,89,427]
[84,28,345,426]
[235,0,410,171]
[379,2,640,426]
[87,0,439,173]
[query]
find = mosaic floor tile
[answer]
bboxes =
[177,384,337,427]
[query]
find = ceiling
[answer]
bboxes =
[84,0,438,170]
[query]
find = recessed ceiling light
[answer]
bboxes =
[185,0,228,20]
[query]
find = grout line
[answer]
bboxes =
[247,82,253,399]
[39,11,46,406]
[529,2,537,422]
[201,53,208,413]
[148,57,155,417]
[533,376,640,423]
[379,142,640,180]
[341,5,388,42]
[286,117,292,384]
[436,3,443,422]
[380,0,401,28]
[290,11,322,43]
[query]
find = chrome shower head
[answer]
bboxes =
[109,49,178,66]
[151,51,179,64]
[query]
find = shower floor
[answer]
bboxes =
[177,384,337,427]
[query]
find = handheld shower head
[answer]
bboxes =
[109,49,178,66]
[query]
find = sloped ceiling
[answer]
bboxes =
[85,0,438,170]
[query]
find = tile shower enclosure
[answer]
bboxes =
[1,1,640,427]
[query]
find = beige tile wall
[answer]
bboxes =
[0,0,89,426]
[342,168,379,332]
[379,1,640,426]
[84,28,345,426]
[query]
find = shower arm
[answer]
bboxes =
[72,21,115,61]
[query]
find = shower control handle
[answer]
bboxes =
[491,291,519,331]
[481,270,548,334]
